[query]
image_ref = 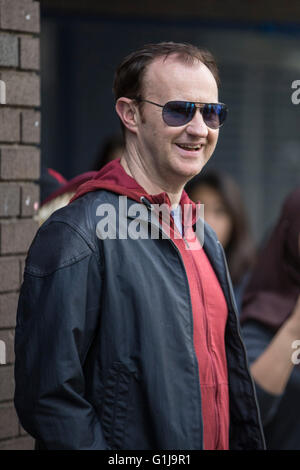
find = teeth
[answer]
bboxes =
[177,144,201,150]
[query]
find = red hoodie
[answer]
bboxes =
[70,158,229,450]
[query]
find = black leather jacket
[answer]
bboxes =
[14,190,265,450]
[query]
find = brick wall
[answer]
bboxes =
[0,0,40,450]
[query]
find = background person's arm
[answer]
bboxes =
[241,295,300,425]
[250,295,300,395]
[14,220,109,450]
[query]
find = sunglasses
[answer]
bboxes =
[135,98,228,129]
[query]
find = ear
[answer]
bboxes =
[115,97,138,134]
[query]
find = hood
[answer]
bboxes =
[69,158,200,227]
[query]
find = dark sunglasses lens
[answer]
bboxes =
[163,101,195,126]
[202,104,227,129]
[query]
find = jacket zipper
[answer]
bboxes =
[217,241,266,450]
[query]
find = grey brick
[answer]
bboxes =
[0,403,19,440]
[0,257,20,292]
[0,183,20,217]
[0,71,40,106]
[0,33,18,67]
[21,109,40,143]
[0,435,35,450]
[0,218,39,254]
[0,77,6,104]
[0,365,14,401]
[0,0,40,33]
[19,422,28,436]
[19,256,26,284]
[0,329,14,364]
[20,182,39,216]
[0,292,18,327]
[20,35,39,70]
[0,145,40,180]
[0,108,20,142]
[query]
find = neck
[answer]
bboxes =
[120,147,185,208]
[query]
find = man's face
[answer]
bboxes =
[134,55,220,189]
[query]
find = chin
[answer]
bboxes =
[176,158,207,179]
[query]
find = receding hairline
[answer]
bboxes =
[140,53,218,97]
[147,51,215,68]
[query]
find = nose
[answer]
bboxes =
[186,108,209,137]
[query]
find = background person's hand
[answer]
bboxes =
[250,293,300,395]
[286,294,300,337]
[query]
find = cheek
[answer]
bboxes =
[152,125,175,145]
[207,129,219,151]
[220,219,233,246]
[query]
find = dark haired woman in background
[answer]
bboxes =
[185,170,256,312]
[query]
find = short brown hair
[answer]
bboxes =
[113,42,220,134]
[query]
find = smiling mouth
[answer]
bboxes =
[175,143,204,151]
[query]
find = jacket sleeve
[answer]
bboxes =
[241,320,284,426]
[14,219,110,449]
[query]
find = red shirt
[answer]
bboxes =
[172,222,229,450]
[157,198,229,450]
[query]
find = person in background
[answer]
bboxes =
[240,187,300,450]
[37,136,125,225]
[38,165,68,206]
[185,169,256,312]
[36,171,98,226]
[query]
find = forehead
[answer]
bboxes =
[143,55,219,102]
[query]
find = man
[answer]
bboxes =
[14,42,265,450]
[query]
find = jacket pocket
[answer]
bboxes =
[101,362,132,449]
